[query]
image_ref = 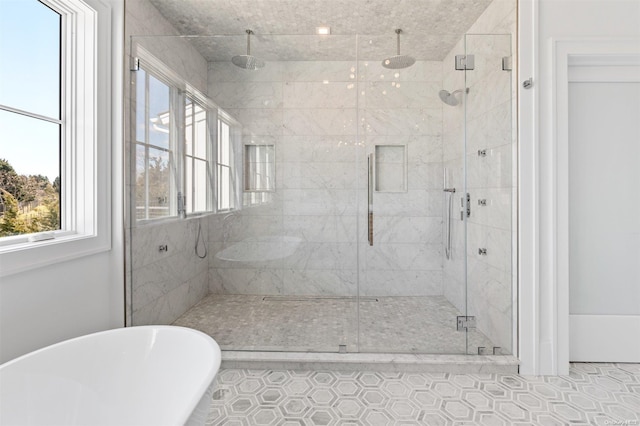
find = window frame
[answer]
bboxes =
[0,0,112,277]
[132,45,228,223]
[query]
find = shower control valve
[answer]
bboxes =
[478,248,487,256]
[159,244,168,253]
[478,199,487,206]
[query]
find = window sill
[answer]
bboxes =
[0,231,110,277]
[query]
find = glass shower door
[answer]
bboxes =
[463,34,514,355]
[357,33,468,354]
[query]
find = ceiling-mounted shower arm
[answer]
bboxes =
[395,28,402,55]
[246,29,252,56]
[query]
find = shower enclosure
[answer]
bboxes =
[125,32,515,356]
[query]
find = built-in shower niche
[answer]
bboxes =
[374,145,407,192]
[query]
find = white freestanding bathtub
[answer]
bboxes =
[0,326,221,426]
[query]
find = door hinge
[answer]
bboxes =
[455,54,475,70]
[130,56,140,72]
[502,56,512,71]
[457,316,476,331]
[466,193,471,218]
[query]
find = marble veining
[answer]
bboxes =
[205,363,640,425]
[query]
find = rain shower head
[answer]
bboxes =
[232,30,265,70]
[382,29,415,69]
[438,89,464,106]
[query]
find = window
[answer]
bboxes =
[0,0,112,276]
[184,97,212,214]
[216,118,234,211]
[134,68,176,220]
[133,46,233,221]
[0,0,61,237]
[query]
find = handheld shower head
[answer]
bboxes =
[438,89,465,106]
[232,30,265,70]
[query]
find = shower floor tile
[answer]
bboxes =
[173,294,496,354]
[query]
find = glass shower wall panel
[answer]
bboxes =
[205,35,360,352]
[356,34,468,354]
[463,34,514,355]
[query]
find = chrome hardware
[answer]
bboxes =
[477,149,487,157]
[502,56,512,71]
[177,192,186,217]
[478,248,487,255]
[443,188,456,193]
[367,154,374,246]
[130,56,140,72]
[159,244,168,253]
[478,199,487,206]
[466,193,471,218]
[523,78,533,89]
[455,54,475,70]
[457,316,476,331]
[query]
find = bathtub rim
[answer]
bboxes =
[0,325,222,425]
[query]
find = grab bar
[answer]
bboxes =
[368,153,373,246]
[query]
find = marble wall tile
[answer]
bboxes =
[208,82,283,109]
[208,214,283,243]
[225,108,284,136]
[363,108,442,136]
[283,82,357,108]
[443,272,465,314]
[282,189,358,216]
[360,270,443,296]
[361,243,442,271]
[362,81,442,109]
[211,267,285,295]
[467,188,512,231]
[466,100,512,152]
[407,162,444,190]
[371,190,442,217]
[282,269,357,296]
[360,60,443,83]
[283,61,357,82]
[466,222,512,274]
[279,136,357,163]
[466,142,512,189]
[283,108,357,136]
[283,215,358,243]
[466,70,512,121]
[283,242,357,270]
[371,216,442,245]
[280,162,359,190]
[209,61,285,82]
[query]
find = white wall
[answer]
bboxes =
[519,0,640,375]
[0,0,124,364]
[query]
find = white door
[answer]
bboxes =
[568,64,640,362]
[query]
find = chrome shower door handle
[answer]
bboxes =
[368,153,374,246]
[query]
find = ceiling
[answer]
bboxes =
[146,0,495,61]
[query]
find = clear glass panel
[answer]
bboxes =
[193,158,207,212]
[146,147,171,219]
[184,97,193,156]
[0,0,60,119]
[464,34,513,355]
[0,109,61,235]
[134,144,146,220]
[148,75,170,149]
[194,104,207,158]
[358,34,468,354]
[217,164,230,211]
[185,157,193,214]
